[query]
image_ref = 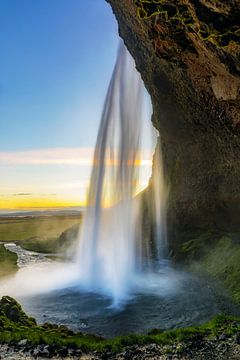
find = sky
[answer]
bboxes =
[0,0,153,210]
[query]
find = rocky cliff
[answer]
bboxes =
[106,0,240,254]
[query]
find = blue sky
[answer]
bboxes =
[0,0,118,151]
[0,1,153,210]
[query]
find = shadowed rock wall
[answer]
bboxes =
[106,0,240,255]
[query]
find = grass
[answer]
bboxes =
[202,236,240,304]
[0,216,81,242]
[0,296,239,353]
[19,238,61,254]
[0,245,18,277]
[180,232,240,304]
[178,230,217,263]
[0,215,81,253]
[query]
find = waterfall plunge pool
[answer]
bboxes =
[0,243,238,338]
[16,266,239,338]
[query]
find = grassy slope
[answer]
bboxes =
[0,245,18,277]
[0,216,81,253]
[180,234,240,304]
[202,237,240,304]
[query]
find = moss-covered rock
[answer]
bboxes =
[178,234,240,304]
[201,236,240,303]
[0,296,36,326]
[0,244,18,277]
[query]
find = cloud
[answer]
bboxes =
[13,193,32,196]
[0,148,94,166]
[0,148,153,166]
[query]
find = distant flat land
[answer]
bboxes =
[0,215,81,242]
[0,214,82,253]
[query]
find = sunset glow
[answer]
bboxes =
[0,147,153,210]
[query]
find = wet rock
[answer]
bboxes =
[41,345,51,357]
[58,346,69,357]
[18,339,28,347]
[75,349,83,357]
[101,351,114,359]
[33,345,41,357]
[146,343,159,352]
[219,334,229,341]
[122,349,134,360]
[234,333,240,344]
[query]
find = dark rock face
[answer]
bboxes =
[106,0,240,253]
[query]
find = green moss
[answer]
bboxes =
[0,296,36,326]
[135,1,240,49]
[0,296,239,352]
[179,231,215,261]
[201,237,240,303]
[181,233,240,304]
[176,230,240,304]
[0,244,18,277]
[19,237,60,254]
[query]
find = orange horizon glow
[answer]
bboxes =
[0,147,153,211]
[0,197,86,210]
[0,180,149,211]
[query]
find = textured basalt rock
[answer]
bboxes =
[106,0,240,254]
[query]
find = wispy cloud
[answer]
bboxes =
[0,148,94,165]
[0,148,153,166]
[13,193,32,196]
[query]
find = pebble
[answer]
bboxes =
[18,339,28,347]
[0,331,240,359]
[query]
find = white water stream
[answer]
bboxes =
[75,42,167,305]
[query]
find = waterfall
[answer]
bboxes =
[76,42,168,305]
[150,137,168,263]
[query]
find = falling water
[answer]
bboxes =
[0,42,168,305]
[0,42,229,333]
[150,137,168,262]
[76,42,167,305]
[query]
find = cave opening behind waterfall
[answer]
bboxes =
[0,40,237,338]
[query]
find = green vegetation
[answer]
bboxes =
[19,238,61,254]
[136,1,240,48]
[0,216,81,253]
[179,231,217,261]
[180,233,240,304]
[0,245,18,277]
[0,296,239,353]
[202,237,240,304]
